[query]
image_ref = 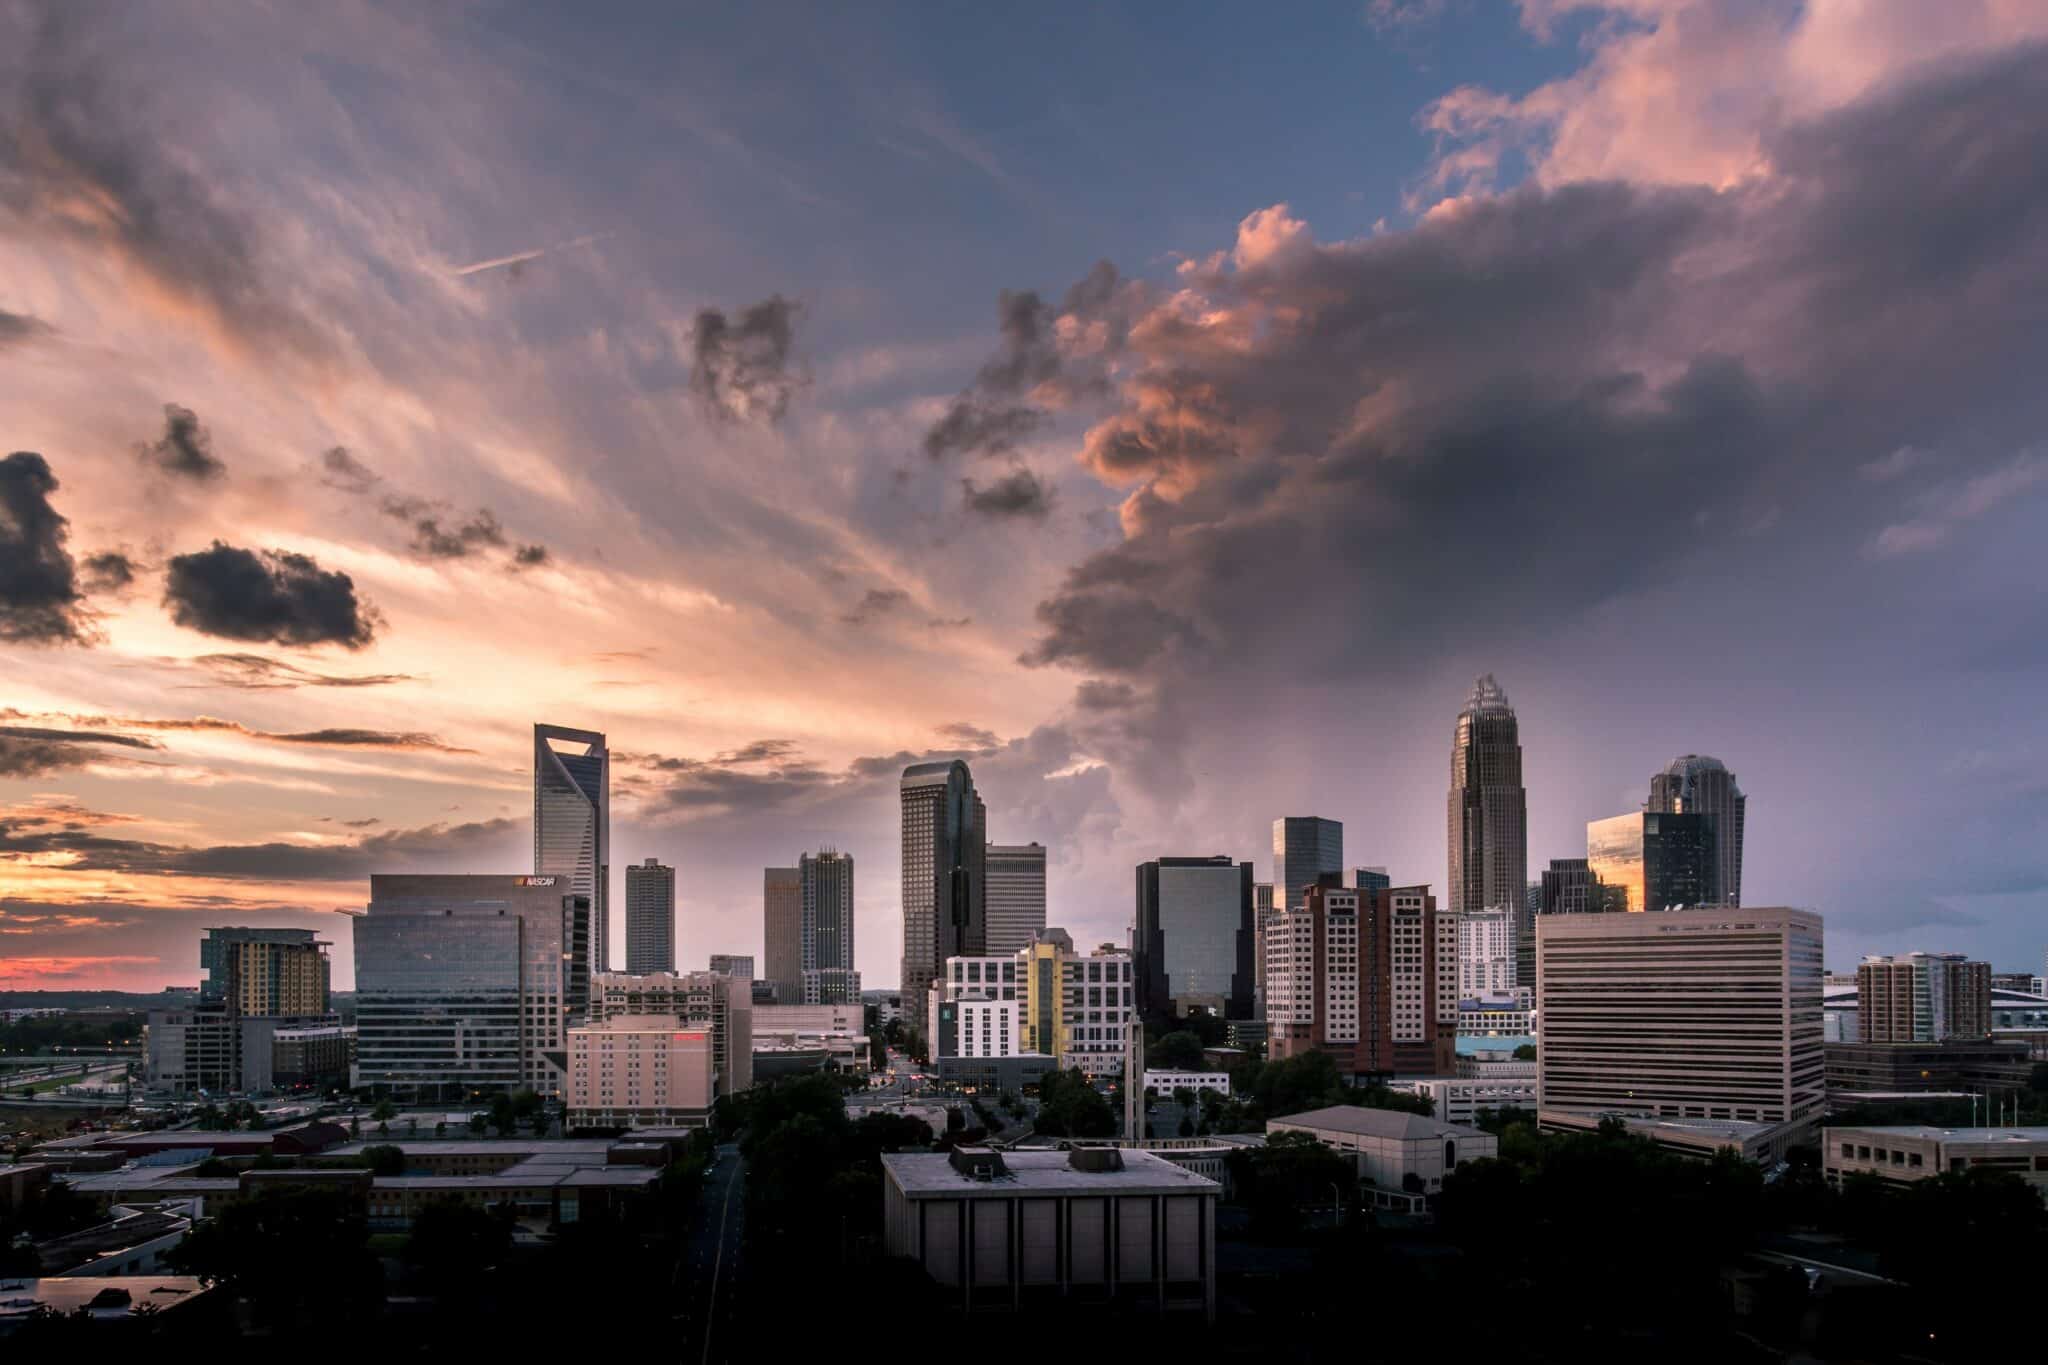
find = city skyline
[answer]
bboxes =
[9,4,2048,992]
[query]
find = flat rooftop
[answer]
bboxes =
[1824,1124,2048,1142]
[883,1148,1220,1198]
[1269,1106,1486,1142]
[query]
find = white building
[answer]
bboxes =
[1457,906,1517,996]
[1389,1076,1537,1125]
[1266,1105,1498,1196]
[566,1015,713,1129]
[1144,1070,1231,1098]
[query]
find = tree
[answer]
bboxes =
[404,1198,511,1297]
[1226,1131,1355,1238]
[1034,1069,1116,1138]
[467,1113,487,1138]
[360,1143,406,1176]
[369,1098,397,1123]
[1149,1030,1205,1070]
[165,1186,382,1327]
[945,1106,966,1134]
[1512,1043,1536,1061]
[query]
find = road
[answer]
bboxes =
[677,1143,746,1365]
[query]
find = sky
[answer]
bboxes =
[4,0,2048,993]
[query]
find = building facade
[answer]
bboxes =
[938,935,1134,1078]
[1586,811,1719,913]
[1857,952,1991,1042]
[591,970,753,1097]
[199,927,330,1016]
[762,866,802,1005]
[1266,883,1456,1079]
[985,842,1049,958]
[623,858,675,975]
[148,927,338,1095]
[900,760,986,1044]
[799,849,856,1003]
[707,954,754,981]
[534,724,609,976]
[1134,856,1255,1019]
[1457,907,1516,997]
[1824,1124,2048,1195]
[353,874,593,1098]
[566,1016,713,1129]
[1446,674,1528,923]
[1647,754,1745,907]
[1537,906,1824,1128]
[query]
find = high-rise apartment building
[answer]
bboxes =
[199,927,331,1016]
[1536,906,1824,1129]
[591,970,753,1097]
[1648,755,1745,907]
[763,866,802,1004]
[1134,856,1255,1019]
[985,843,1049,958]
[940,932,1133,1078]
[1586,811,1719,912]
[535,724,609,976]
[1458,907,1516,998]
[799,849,856,1003]
[900,760,986,1041]
[1857,953,1991,1042]
[708,954,754,982]
[1267,883,1456,1079]
[1447,675,1528,924]
[567,1017,713,1130]
[624,858,675,974]
[148,928,338,1095]
[353,874,593,1098]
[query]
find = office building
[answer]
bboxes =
[929,995,1020,1060]
[1267,883,1456,1079]
[1585,810,1719,912]
[1350,866,1391,894]
[1824,1125,2048,1195]
[1252,881,1275,1017]
[1538,858,1608,917]
[900,760,986,1042]
[1446,674,1528,922]
[985,842,1048,957]
[1857,952,1991,1042]
[566,1017,713,1130]
[881,1147,1219,1319]
[535,724,609,976]
[624,859,675,974]
[939,934,1133,1078]
[708,954,754,981]
[1824,1038,2032,1099]
[353,874,593,1098]
[591,970,753,1097]
[1268,1106,1497,1198]
[752,1002,873,1074]
[270,1022,354,1088]
[1388,1075,1538,1125]
[1458,906,1516,997]
[1272,817,1344,910]
[762,866,802,1004]
[799,849,856,1002]
[1648,754,1745,907]
[1536,906,1824,1129]
[198,927,331,1015]
[148,927,339,1095]
[1134,856,1255,1019]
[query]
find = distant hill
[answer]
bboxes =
[0,990,196,1011]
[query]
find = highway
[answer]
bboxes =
[677,1142,746,1365]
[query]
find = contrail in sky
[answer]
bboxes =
[450,231,610,277]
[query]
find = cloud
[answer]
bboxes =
[1869,453,2048,558]
[962,467,1052,520]
[1859,445,1930,482]
[690,294,804,423]
[0,956,160,986]
[80,550,138,593]
[317,446,380,495]
[0,451,87,644]
[322,450,546,568]
[0,813,520,883]
[162,541,380,648]
[0,307,53,348]
[841,587,909,626]
[180,653,413,690]
[0,724,160,777]
[512,544,549,568]
[136,402,225,481]
[58,713,471,754]
[399,505,508,559]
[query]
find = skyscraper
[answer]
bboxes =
[1647,755,1746,907]
[1272,817,1344,911]
[1134,856,1255,1019]
[624,858,675,974]
[199,927,331,1016]
[1267,882,1455,1079]
[900,760,986,1041]
[1586,811,1719,912]
[763,866,802,1004]
[985,843,1049,957]
[1447,675,1527,920]
[800,849,858,1004]
[535,724,609,976]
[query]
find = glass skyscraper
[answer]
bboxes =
[1272,817,1344,911]
[1135,855,1255,1019]
[800,848,857,1003]
[535,723,608,977]
[900,760,986,1042]
[1585,811,1719,912]
[1447,674,1528,920]
[1647,754,1746,907]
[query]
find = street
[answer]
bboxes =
[676,1142,746,1365]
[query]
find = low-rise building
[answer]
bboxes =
[1823,1124,2048,1194]
[566,1015,713,1130]
[1824,1038,2033,1101]
[1390,1076,1537,1125]
[1266,1105,1496,1195]
[0,1276,223,1336]
[880,1146,1218,1318]
[1539,1109,1807,1164]
[1143,1070,1231,1098]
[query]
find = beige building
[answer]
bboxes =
[567,1015,713,1129]
[1857,952,1991,1042]
[763,866,802,1004]
[592,971,752,1096]
[1267,1105,1497,1196]
[1824,1124,2048,1194]
[1537,906,1824,1130]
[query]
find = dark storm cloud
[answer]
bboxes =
[320,449,547,567]
[0,725,160,777]
[991,45,2048,701]
[401,506,507,559]
[512,543,549,568]
[0,451,86,644]
[162,541,379,648]
[136,403,224,481]
[317,446,379,495]
[690,294,803,423]
[0,814,519,882]
[961,467,1051,519]
[1073,680,1139,712]
[0,308,52,347]
[182,653,412,690]
[922,261,1131,460]
[0,9,320,356]
[80,550,137,593]
[840,587,908,626]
